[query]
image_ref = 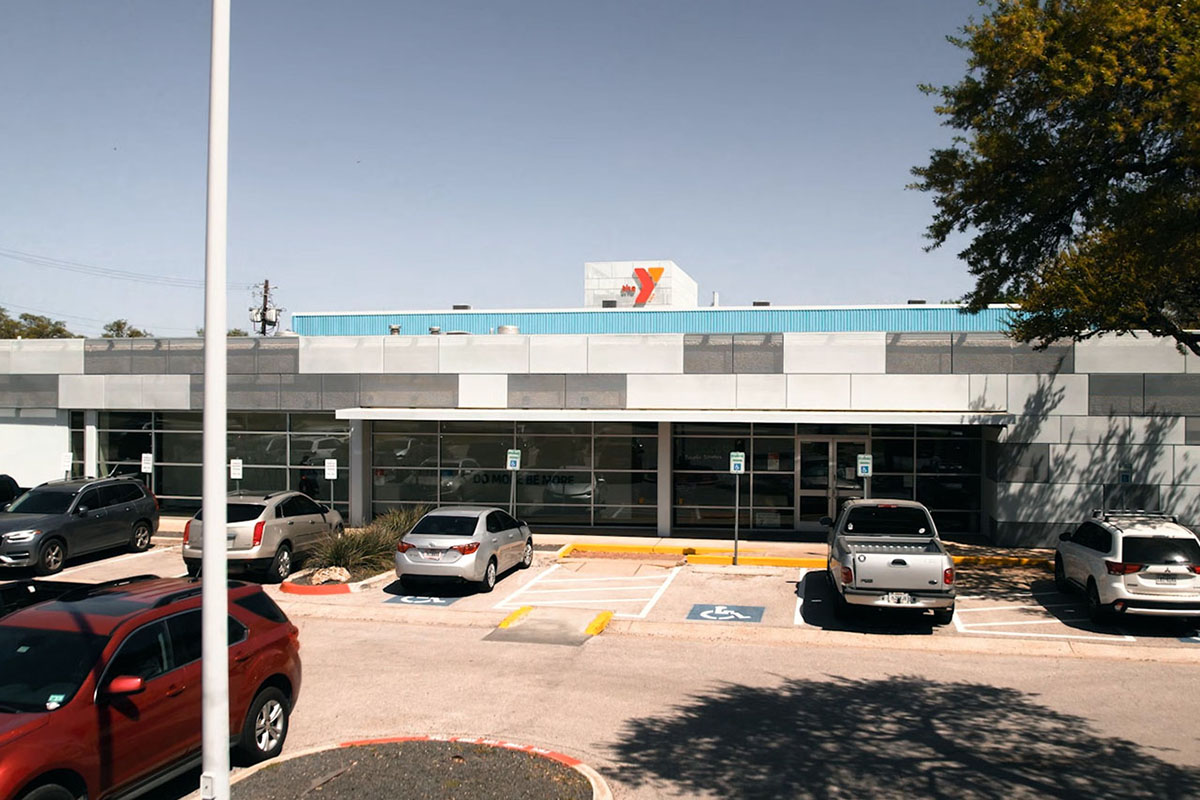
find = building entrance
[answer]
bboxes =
[796,438,868,532]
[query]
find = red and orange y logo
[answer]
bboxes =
[632,267,664,305]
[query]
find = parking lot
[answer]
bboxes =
[4,539,1197,652]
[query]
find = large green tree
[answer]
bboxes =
[102,319,152,338]
[912,0,1200,353]
[0,307,77,338]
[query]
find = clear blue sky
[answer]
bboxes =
[0,1,980,337]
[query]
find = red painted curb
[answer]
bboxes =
[280,580,351,595]
[338,735,581,768]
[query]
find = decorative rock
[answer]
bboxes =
[310,566,351,585]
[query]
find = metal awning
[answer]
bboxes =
[336,407,1012,425]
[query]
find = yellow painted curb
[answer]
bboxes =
[556,543,577,558]
[585,610,615,636]
[686,555,827,568]
[558,543,762,557]
[498,605,534,629]
[952,555,1052,568]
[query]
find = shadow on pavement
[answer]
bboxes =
[793,571,939,636]
[605,675,1200,800]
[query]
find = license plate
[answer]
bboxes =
[1155,576,1177,585]
[883,592,914,604]
[420,549,442,561]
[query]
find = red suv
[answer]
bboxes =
[0,575,301,800]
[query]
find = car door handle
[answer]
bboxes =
[233,650,251,663]
[490,537,499,543]
[165,684,186,697]
[288,521,294,526]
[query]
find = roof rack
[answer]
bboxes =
[151,579,245,608]
[57,574,161,602]
[1090,509,1178,523]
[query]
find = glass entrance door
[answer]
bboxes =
[795,438,868,531]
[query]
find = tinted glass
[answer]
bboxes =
[279,497,303,518]
[495,511,520,529]
[77,489,101,512]
[235,591,289,623]
[1122,536,1200,564]
[292,495,324,515]
[167,611,203,665]
[409,515,478,536]
[844,506,932,536]
[485,512,503,533]
[107,622,170,681]
[7,488,76,515]
[0,625,109,711]
[196,503,264,523]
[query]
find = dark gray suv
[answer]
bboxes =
[0,477,160,575]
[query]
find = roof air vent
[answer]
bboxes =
[452,304,471,310]
[907,299,927,305]
[752,300,770,307]
[601,300,617,308]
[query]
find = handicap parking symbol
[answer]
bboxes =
[687,603,764,623]
[386,595,461,606]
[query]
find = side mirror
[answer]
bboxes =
[319,504,330,513]
[819,516,833,528]
[75,505,89,515]
[1,503,8,512]
[105,675,145,696]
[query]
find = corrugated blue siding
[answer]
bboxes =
[292,307,1015,336]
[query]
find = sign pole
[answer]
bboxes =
[729,451,745,566]
[324,459,338,512]
[506,449,521,517]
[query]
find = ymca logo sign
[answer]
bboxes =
[618,267,665,306]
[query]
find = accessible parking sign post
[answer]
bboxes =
[506,449,521,516]
[730,451,745,565]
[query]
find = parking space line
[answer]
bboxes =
[968,619,1084,628]
[956,603,1078,613]
[494,565,680,619]
[494,563,563,608]
[539,575,667,583]
[515,598,649,605]
[631,567,680,619]
[958,628,1136,642]
[55,547,178,578]
[793,568,810,627]
[520,585,667,595]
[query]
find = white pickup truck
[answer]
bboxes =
[824,499,956,624]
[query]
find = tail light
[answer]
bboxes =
[183,520,191,546]
[1105,561,1143,575]
[944,567,955,585]
[397,541,416,553]
[451,542,480,555]
[252,520,266,547]
[840,566,853,585]
[288,623,300,652]
[1188,565,1200,575]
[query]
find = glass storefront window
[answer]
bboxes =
[228,413,287,432]
[595,472,656,506]
[595,504,657,525]
[916,476,980,510]
[288,433,349,467]
[517,436,592,470]
[440,421,513,435]
[871,474,915,500]
[752,439,794,472]
[289,413,349,433]
[675,437,748,471]
[916,439,981,474]
[374,420,438,434]
[871,439,915,473]
[228,433,288,466]
[156,412,203,430]
[675,422,751,436]
[516,504,592,525]
[516,421,591,436]
[595,422,658,436]
[595,437,656,470]
[674,473,736,506]
[674,507,751,529]
[373,469,438,502]
[372,434,438,467]
[440,435,511,469]
[751,474,793,508]
[99,431,152,464]
[99,412,151,430]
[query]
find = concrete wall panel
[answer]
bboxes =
[279,374,324,410]
[58,375,105,409]
[1051,442,1174,485]
[627,374,736,409]
[850,375,971,411]
[784,332,885,374]
[564,375,625,408]
[589,335,683,374]
[84,340,131,374]
[1076,335,1186,373]
[999,415,1062,445]
[359,375,456,408]
[885,333,951,374]
[439,336,529,374]
[1007,374,1088,417]
[139,375,191,409]
[968,374,1007,411]
[257,338,300,373]
[382,336,439,373]
[458,374,507,408]
[299,337,384,374]
[508,375,566,408]
[684,335,733,374]
[1059,415,1184,446]
[733,334,783,374]
[785,374,851,410]
[735,374,787,409]
[528,335,588,373]
[9,339,84,374]
[130,339,170,374]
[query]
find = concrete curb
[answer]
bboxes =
[556,542,761,558]
[228,736,612,800]
[280,568,395,596]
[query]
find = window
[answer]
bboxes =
[485,512,504,533]
[108,622,170,681]
[279,496,304,518]
[235,591,288,623]
[410,515,478,536]
[495,511,520,529]
[100,483,144,507]
[76,489,101,512]
[1122,536,1200,564]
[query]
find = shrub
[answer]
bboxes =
[308,506,426,578]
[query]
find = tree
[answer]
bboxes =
[0,307,77,338]
[911,1,1200,353]
[195,327,251,337]
[102,319,152,338]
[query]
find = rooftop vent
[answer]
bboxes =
[907,299,927,305]
[388,324,401,335]
[429,326,442,335]
[601,299,617,308]
[752,300,770,307]
[452,304,471,310]
[497,325,520,335]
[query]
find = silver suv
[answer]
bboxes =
[182,491,345,583]
[1055,510,1200,623]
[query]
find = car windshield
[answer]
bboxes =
[195,503,265,523]
[0,625,109,712]
[1122,536,1200,565]
[844,506,932,536]
[409,515,478,537]
[6,489,76,515]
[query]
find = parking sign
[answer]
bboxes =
[324,458,338,480]
[140,453,154,474]
[857,454,873,477]
[507,449,521,471]
[729,452,746,474]
[229,458,243,480]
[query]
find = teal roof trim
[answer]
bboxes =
[292,306,1015,336]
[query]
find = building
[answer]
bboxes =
[2,262,1198,545]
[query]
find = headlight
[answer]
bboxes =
[2,529,40,543]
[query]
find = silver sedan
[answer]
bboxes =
[395,506,533,592]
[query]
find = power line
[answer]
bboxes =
[0,301,200,334]
[0,246,258,291]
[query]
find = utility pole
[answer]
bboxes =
[248,279,283,335]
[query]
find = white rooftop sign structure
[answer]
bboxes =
[584,260,699,309]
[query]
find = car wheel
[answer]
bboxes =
[34,539,66,576]
[19,784,79,800]
[129,520,152,552]
[1053,554,1070,592]
[265,545,293,584]
[933,604,955,626]
[520,539,533,569]
[185,560,201,578]
[478,558,497,593]
[1086,579,1112,623]
[234,687,290,765]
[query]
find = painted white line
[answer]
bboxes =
[956,603,1078,613]
[538,575,671,583]
[957,628,1136,643]
[520,585,667,595]
[55,547,177,578]
[498,598,650,606]
[955,595,986,600]
[633,566,680,619]
[966,619,1086,628]
[794,568,810,627]
[952,608,967,634]
[492,563,561,609]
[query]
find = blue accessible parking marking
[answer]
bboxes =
[687,604,764,623]
[386,595,462,606]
